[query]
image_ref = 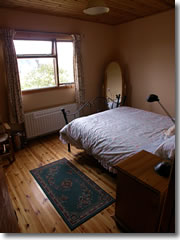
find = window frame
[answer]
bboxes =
[14,37,75,93]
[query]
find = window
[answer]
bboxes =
[14,39,74,91]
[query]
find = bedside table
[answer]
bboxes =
[114,150,169,233]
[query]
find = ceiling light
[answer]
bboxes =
[83,0,110,15]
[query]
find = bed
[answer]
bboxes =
[59,106,175,173]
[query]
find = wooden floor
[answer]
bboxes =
[3,133,121,233]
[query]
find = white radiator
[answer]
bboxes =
[24,103,77,139]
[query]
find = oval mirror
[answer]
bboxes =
[103,61,126,106]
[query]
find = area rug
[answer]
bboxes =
[30,158,115,230]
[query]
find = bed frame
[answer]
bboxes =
[61,95,126,152]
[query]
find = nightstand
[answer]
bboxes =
[114,150,169,233]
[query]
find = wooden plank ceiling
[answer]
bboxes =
[0,0,175,25]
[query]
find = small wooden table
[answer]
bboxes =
[114,150,169,233]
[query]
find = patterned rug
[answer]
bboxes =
[30,158,115,230]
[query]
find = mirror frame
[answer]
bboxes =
[103,61,126,104]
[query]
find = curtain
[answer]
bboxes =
[0,28,24,124]
[72,34,85,106]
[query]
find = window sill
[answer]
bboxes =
[22,84,74,95]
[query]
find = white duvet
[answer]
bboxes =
[59,107,173,173]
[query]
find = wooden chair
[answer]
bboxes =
[0,123,15,164]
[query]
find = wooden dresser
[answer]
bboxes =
[0,168,20,233]
[115,150,169,233]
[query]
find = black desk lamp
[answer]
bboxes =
[147,94,175,124]
[146,94,175,177]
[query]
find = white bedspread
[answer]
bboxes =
[59,107,173,173]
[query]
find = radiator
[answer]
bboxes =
[24,103,77,139]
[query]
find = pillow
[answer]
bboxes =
[164,125,175,138]
[154,135,175,160]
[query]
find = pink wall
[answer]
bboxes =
[115,10,175,117]
[0,8,116,117]
[0,8,175,121]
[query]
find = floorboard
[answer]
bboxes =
[4,133,121,233]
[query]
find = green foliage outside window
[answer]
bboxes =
[21,63,70,90]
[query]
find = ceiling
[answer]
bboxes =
[0,0,175,25]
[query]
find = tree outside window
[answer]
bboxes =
[14,40,74,91]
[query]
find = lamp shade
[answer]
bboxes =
[147,94,159,102]
[83,0,109,15]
